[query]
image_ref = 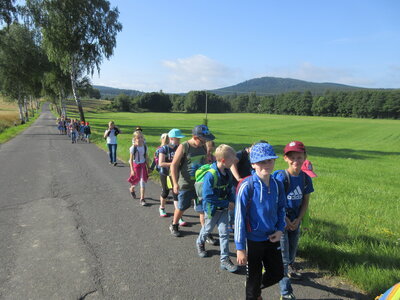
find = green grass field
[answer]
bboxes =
[66,100,400,296]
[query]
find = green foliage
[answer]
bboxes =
[139,92,171,112]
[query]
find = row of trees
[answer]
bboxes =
[109,89,400,119]
[0,0,121,123]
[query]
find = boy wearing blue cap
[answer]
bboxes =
[235,143,286,300]
[273,141,314,300]
[169,125,215,237]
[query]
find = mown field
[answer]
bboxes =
[65,100,400,296]
[0,98,20,133]
[0,98,41,144]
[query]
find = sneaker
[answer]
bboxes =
[159,207,167,217]
[220,257,238,273]
[130,190,136,199]
[288,264,302,280]
[196,243,207,258]
[113,162,117,166]
[140,199,147,206]
[178,218,187,226]
[280,293,296,300]
[205,234,219,246]
[169,223,181,237]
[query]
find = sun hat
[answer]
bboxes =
[284,141,306,155]
[301,160,317,177]
[192,125,215,141]
[250,143,279,163]
[168,128,185,138]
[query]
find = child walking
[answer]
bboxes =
[235,142,286,300]
[128,131,150,206]
[158,129,185,217]
[273,141,314,300]
[196,144,238,273]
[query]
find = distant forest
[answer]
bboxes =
[105,89,400,119]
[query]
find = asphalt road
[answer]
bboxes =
[0,104,368,300]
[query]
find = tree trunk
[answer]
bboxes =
[59,87,67,118]
[30,96,35,117]
[70,67,85,122]
[18,93,25,124]
[24,97,29,122]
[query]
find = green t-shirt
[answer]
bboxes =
[178,141,207,190]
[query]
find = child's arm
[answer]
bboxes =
[170,144,184,194]
[270,181,286,241]
[129,152,135,176]
[291,194,310,230]
[158,152,171,168]
[235,181,250,264]
[230,162,241,182]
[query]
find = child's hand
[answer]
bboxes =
[290,218,300,231]
[237,250,247,265]
[228,202,235,211]
[269,231,283,243]
[173,183,180,194]
[130,170,135,176]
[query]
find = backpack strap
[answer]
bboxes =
[236,175,254,232]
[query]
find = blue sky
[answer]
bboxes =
[92,0,400,93]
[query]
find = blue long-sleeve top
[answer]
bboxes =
[202,162,235,218]
[234,172,286,251]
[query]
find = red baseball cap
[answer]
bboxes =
[302,159,317,177]
[284,141,306,155]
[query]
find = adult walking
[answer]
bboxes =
[104,121,121,166]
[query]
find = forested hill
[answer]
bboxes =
[94,85,143,98]
[211,77,364,95]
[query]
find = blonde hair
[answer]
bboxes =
[160,133,169,146]
[132,130,144,144]
[215,144,236,161]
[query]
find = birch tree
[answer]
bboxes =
[27,0,122,122]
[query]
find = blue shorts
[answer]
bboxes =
[177,189,196,211]
[194,199,204,213]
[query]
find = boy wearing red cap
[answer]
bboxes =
[273,141,314,300]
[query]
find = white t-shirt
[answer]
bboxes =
[129,145,146,164]
[105,129,118,144]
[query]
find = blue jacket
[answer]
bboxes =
[202,162,235,218]
[234,172,286,251]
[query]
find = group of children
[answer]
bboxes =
[56,117,91,143]
[123,123,317,300]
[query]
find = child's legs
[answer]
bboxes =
[196,212,217,244]
[193,200,204,226]
[159,174,168,207]
[216,209,229,261]
[129,185,136,192]
[261,240,284,288]
[246,240,265,300]
[173,189,195,224]
[139,167,146,199]
[199,212,205,226]
[279,230,292,295]
[112,144,117,162]
[288,227,300,265]
[107,143,113,162]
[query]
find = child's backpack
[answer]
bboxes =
[150,146,170,172]
[132,144,147,162]
[194,164,218,205]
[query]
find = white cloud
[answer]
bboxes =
[162,54,239,92]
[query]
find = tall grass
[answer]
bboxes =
[66,101,400,296]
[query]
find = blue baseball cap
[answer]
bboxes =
[250,143,279,163]
[168,128,185,138]
[192,125,215,141]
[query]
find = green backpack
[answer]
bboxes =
[194,164,218,205]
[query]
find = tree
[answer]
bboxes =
[139,92,172,112]
[0,23,46,123]
[26,0,122,122]
[0,0,17,26]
